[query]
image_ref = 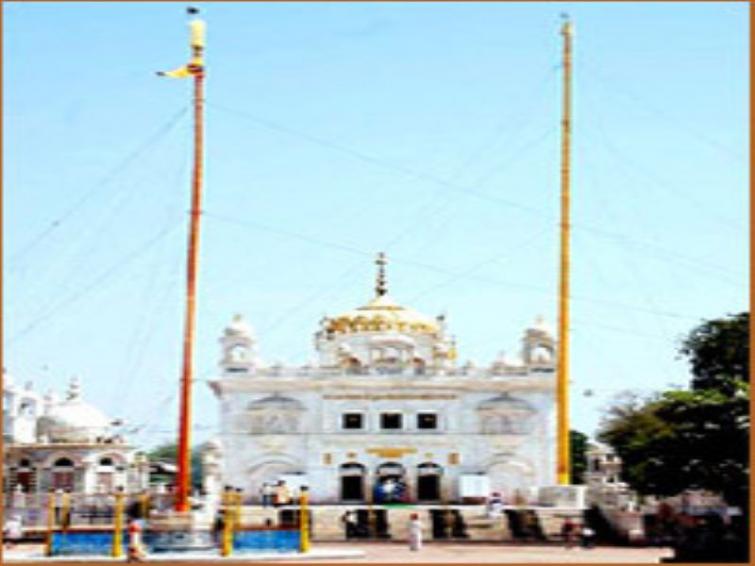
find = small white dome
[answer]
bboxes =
[224,314,255,338]
[529,315,553,335]
[36,378,111,443]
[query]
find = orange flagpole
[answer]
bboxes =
[175,7,206,513]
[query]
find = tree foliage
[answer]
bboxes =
[679,312,748,393]
[598,312,750,510]
[570,429,588,484]
[147,442,204,490]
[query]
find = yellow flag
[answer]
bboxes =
[158,66,193,79]
[158,10,205,79]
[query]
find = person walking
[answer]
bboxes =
[408,513,423,551]
[127,518,147,562]
[581,524,596,549]
[561,517,576,549]
[341,510,357,539]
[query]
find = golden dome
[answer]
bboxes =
[323,253,440,336]
[324,294,440,335]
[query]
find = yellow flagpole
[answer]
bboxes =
[556,16,573,486]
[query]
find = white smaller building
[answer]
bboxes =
[3,373,149,498]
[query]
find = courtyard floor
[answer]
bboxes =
[3,542,673,563]
[284,542,674,563]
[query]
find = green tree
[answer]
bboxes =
[147,443,204,490]
[570,429,588,484]
[598,313,750,511]
[679,312,748,394]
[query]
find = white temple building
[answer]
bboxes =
[3,373,149,496]
[206,254,558,505]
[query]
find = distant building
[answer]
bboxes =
[205,254,558,505]
[2,373,149,497]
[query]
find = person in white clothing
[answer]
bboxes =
[408,513,423,551]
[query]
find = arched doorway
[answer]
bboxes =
[15,458,35,493]
[339,463,366,502]
[96,457,116,492]
[52,457,75,491]
[416,462,442,502]
[247,459,299,503]
[374,462,407,503]
[487,460,533,503]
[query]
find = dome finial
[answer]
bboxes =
[67,376,81,401]
[375,252,388,297]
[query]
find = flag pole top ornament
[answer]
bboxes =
[375,252,388,297]
[156,7,205,78]
[560,14,574,37]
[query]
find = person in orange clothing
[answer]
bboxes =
[127,518,147,562]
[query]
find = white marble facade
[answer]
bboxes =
[3,374,149,497]
[207,254,557,505]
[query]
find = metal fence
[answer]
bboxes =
[4,491,174,530]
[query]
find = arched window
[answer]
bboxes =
[97,457,115,492]
[15,458,34,492]
[52,458,75,491]
[413,358,426,376]
[229,344,248,362]
[345,357,363,375]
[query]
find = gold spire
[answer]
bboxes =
[321,252,440,335]
[375,252,388,297]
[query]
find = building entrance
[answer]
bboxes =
[339,463,366,501]
[374,462,407,503]
[416,463,442,502]
[341,476,364,501]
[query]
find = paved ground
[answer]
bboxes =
[4,542,674,563]
[281,542,674,563]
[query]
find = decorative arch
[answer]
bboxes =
[14,457,36,493]
[246,456,302,502]
[51,457,76,491]
[486,458,534,501]
[42,451,85,469]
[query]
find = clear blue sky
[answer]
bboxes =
[4,2,748,448]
